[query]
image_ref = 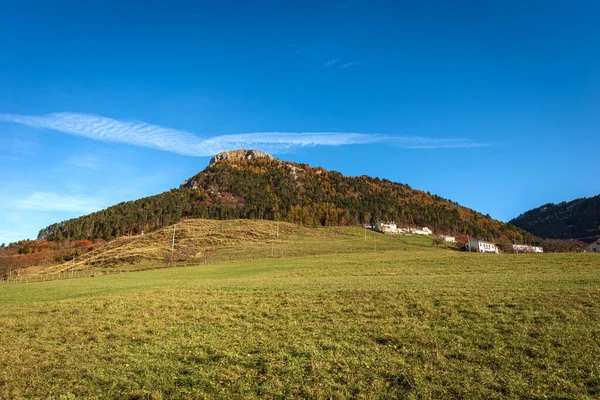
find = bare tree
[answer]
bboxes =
[431,236,444,247]
[497,237,515,253]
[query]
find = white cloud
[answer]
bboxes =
[340,61,359,68]
[325,58,341,66]
[0,228,32,244]
[10,136,39,155]
[66,154,101,170]
[390,136,489,149]
[199,132,385,153]
[0,112,210,156]
[0,112,488,155]
[1,192,104,213]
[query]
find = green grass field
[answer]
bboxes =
[1,226,599,399]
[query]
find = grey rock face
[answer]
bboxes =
[209,149,275,166]
[181,149,277,189]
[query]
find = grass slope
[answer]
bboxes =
[1,240,599,398]
[34,220,436,275]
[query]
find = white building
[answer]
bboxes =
[412,227,433,235]
[439,235,456,243]
[587,240,600,253]
[513,244,543,253]
[374,221,397,233]
[374,222,433,236]
[465,239,499,254]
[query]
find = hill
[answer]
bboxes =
[37,149,536,244]
[510,194,600,242]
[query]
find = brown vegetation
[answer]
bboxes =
[539,238,587,253]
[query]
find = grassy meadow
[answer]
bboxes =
[1,224,599,398]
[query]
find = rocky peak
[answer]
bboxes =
[209,149,276,166]
[181,149,278,189]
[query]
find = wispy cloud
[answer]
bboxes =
[0,192,105,213]
[10,136,39,155]
[390,136,488,149]
[66,154,101,170]
[0,193,106,243]
[0,112,209,156]
[0,228,33,244]
[289,43,358,69]
[0,112,488,156]
[199,132,384,152]
[340,61,359,68]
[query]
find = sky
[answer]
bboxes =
[1,0,599,244]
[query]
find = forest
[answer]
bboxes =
[511,194,600,242]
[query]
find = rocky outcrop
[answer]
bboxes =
[181,149,278,189]
[209,149,275,166]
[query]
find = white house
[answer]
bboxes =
[513,244,544,253]
[439,235,456,243]
[374,221,397,233]
[374,222,433,236]
[587,240,600,253]
[465,239,499,254]
[412,227,433,235]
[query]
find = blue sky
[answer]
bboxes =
[1,0,598,244]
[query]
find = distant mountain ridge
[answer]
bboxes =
[510,194,600,242]
[38,150,536,244]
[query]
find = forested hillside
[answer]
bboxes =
[38,151,536,244]
[510,194,600,242]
